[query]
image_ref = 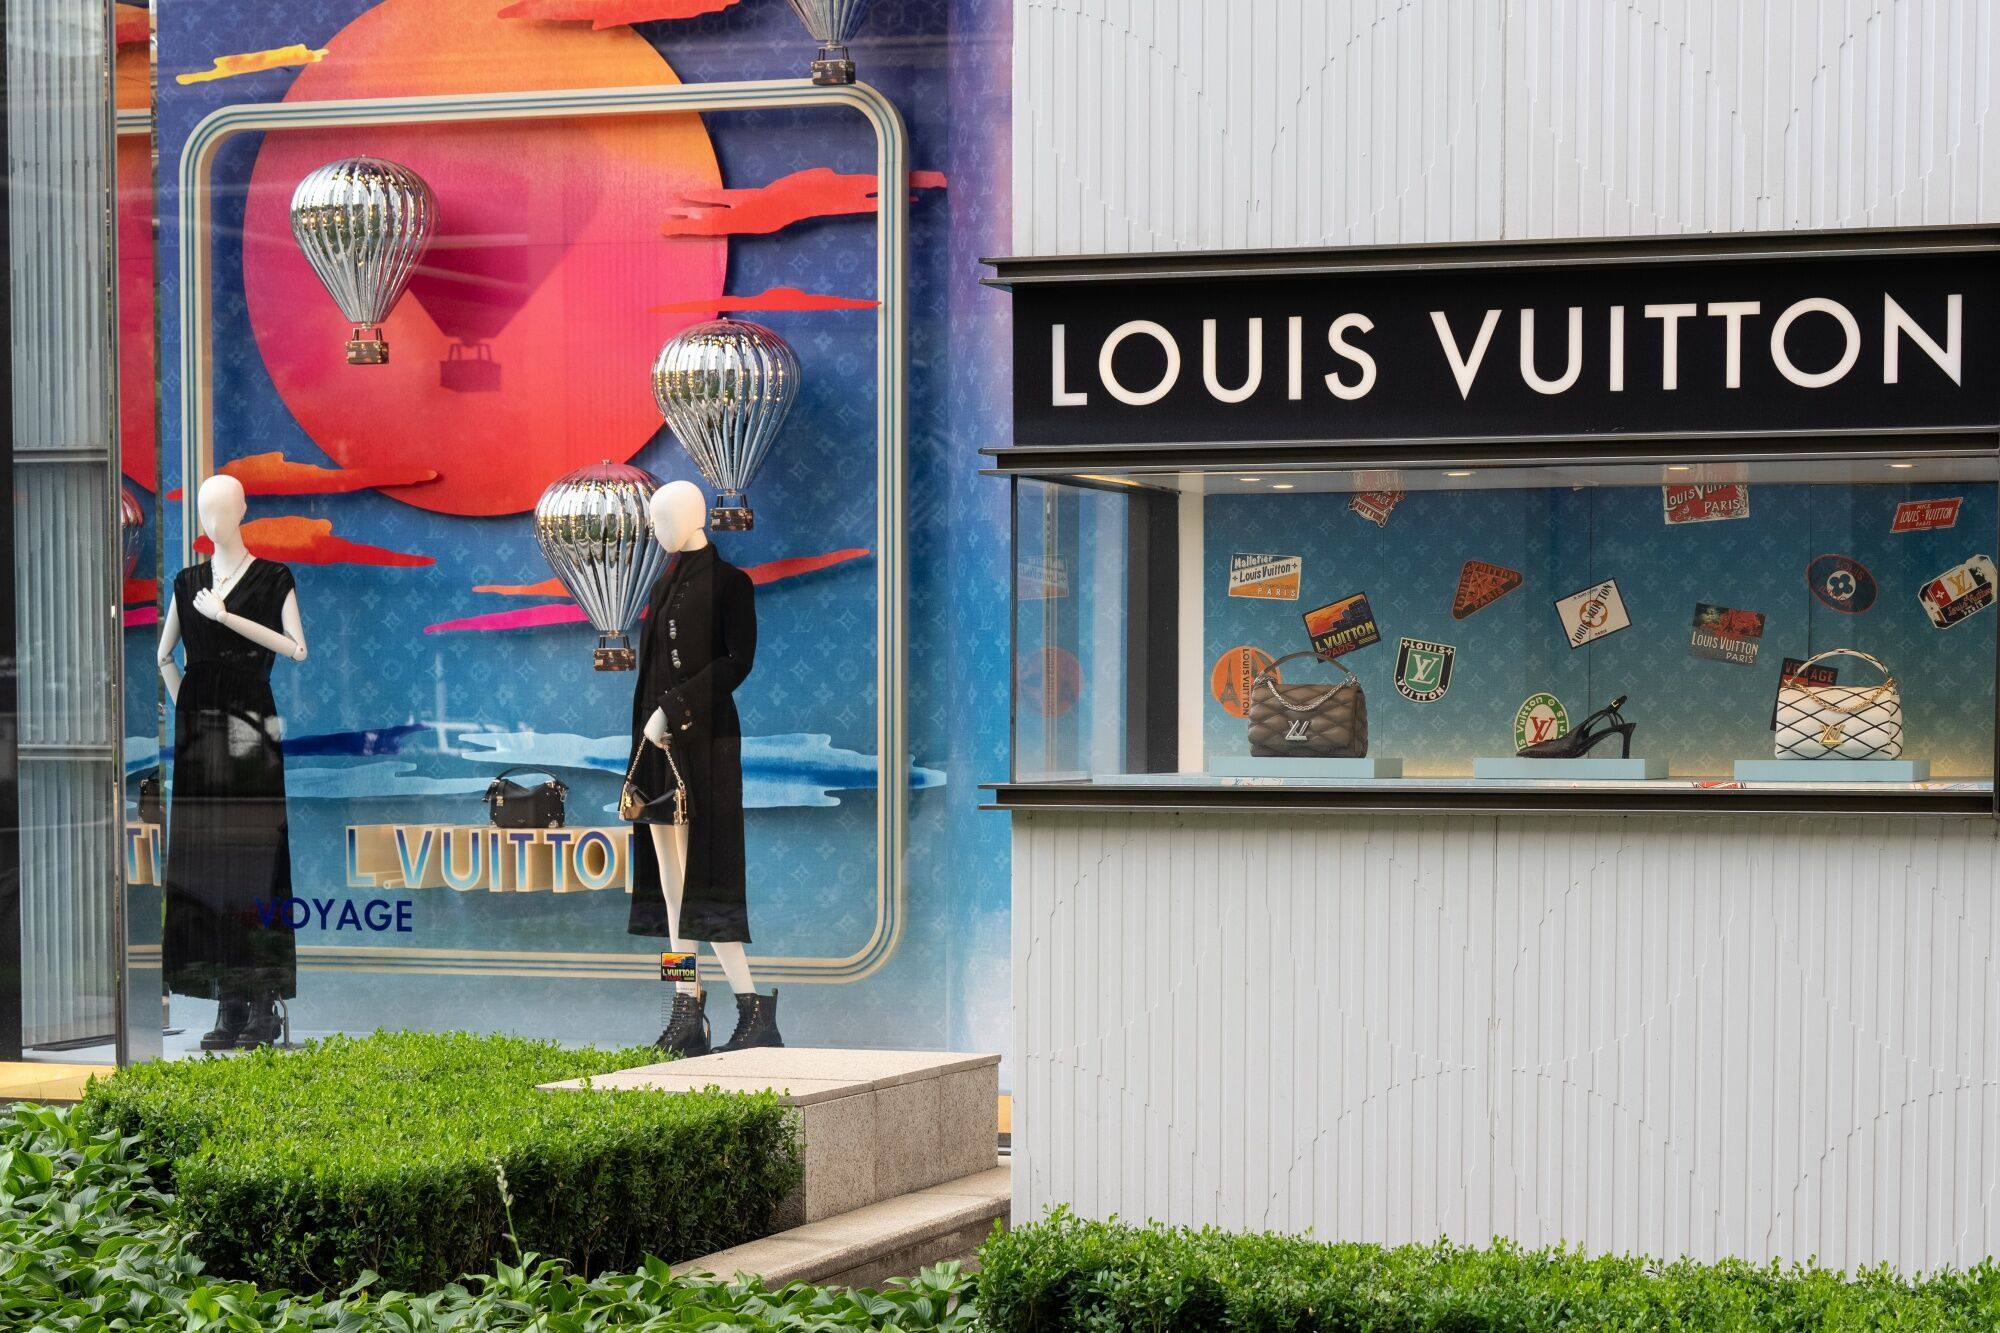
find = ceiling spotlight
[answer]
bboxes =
[1271,483,1295,490]
[1666,465,1693,472]
[1444,470,1473,478]
[1888,462,1915,469]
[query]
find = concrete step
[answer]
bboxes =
[542,1046,1001,1228]
[672,1164,1010,1289]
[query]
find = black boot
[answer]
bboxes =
[655,990,711,1058]
[200,999,250,1051]
[235,995,283,1049]
[717,990,783,1052]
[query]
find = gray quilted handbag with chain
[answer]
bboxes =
[1246,650,1369,758]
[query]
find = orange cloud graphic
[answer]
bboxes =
[649,286,877,315]
[115,3,150,46]
[176,44,327,86]
[496,0,742,25]
[167,452,438,501]
[196,517,434,568]
[661,168,948,238]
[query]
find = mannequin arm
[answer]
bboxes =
[156,599,183,704]
[655,570,757,730]
[194,587,308,662]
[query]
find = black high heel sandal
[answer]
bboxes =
[1517,695,1636,759]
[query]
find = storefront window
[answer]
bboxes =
[1014,464,1998,803]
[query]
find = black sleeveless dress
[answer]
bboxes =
[162,559,299,1000]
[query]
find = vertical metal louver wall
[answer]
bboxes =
[8,0,124,1049]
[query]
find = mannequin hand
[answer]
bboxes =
[192,588,227,622]
[644,707,670,748]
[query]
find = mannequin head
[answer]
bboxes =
[197,475,248,545]
[650,481,708,553]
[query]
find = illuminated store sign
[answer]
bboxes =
[1011,246,2000,444]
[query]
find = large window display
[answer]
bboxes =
[6,0,1015,1069]
[1012,463,1998,809]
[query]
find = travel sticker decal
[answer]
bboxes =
[1393,638,1455,703]
[1770,656,1837,729]
[1662,483,1750,524]
[1452,559,1522,619]
[1211,645,1278,718]
[1228,553,1303,601]
[1016,555,1069,600]
[1919,554,1997,629]
[1348,490,1405,527]
[1554,579,1631,649]
[1302,593,1381,660]
[1805,553,1878,614]
[1688,603,1766,666]
[1891,497,1962,533]
[1514,693,1569,751]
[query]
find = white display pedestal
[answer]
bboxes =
[1733,758,1930,783]
[1209,756,1404,779]
[1473,756,1668,780]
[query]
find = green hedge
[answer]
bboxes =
[75,1030,802,1294]
[0,1102,974,1330]
[977,1209,2000,1331]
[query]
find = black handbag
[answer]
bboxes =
[484,767,568,828]
[1245,650,1369,758]
[137,772,164,826]
[619,738,690,826]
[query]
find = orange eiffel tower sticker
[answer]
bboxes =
[1452,560,1522,619]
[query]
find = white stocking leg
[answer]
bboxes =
[646,823,756,996]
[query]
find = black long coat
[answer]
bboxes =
[627,542,756,942]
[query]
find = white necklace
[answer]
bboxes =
[210,551,254,600]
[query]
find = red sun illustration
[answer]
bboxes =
[241,0,725,516]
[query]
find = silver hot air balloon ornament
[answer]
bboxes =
[289,156,436,366]
[119,485,144,578]
[650,318,800,532]
[785,0,875,84]
[534,461,668,671]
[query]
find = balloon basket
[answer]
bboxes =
[594,634,636,672]
[810,44,856,84]
[710,499,754,531]
[346,327,389,365]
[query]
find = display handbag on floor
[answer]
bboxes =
[1774,648,1904,760]
[484,767,568,828]
[619,737,690,825]
[1246,650,1369,758]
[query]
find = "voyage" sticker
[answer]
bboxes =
[1227,553,1303,600]
[1348,490,1405,527]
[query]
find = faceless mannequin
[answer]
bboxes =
[157,475,308,700]
[643,481,755,999]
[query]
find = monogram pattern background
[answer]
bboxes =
[133,0,1015,1054]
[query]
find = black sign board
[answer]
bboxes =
[1000,234,2000,449]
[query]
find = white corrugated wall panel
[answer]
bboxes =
[1014,812,2000,1270]
[1008,0,2000,1271]
[1014,0,1998,253]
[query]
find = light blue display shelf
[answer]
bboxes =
[1473,756,1668,780]
[1208,756,1405,779]
[1733,759,1930,783]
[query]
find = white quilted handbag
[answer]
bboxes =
[1773,649,1903,760]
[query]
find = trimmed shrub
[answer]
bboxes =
[75,1029,802,1294]
[977,1208,2000,1331]
[0,1101,975,1330]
